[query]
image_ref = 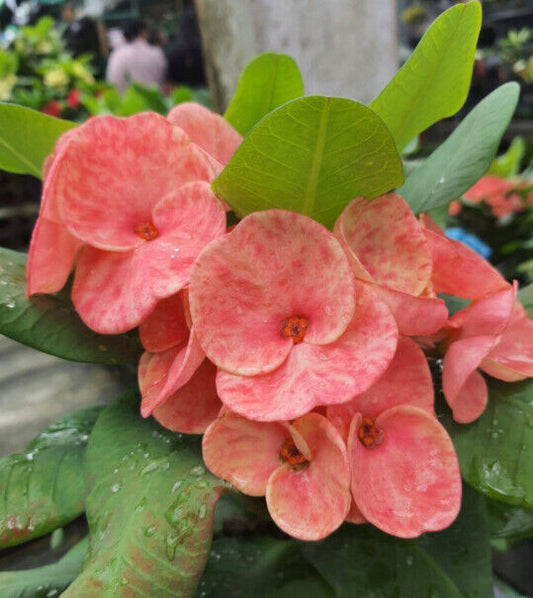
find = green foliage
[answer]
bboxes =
[0,537,88,597]
[0,248,142,364]
[398,83,520,214]
[0,408,100,549]
[488,136,526,178]
[444,378,533,509]
[0,102,75,177]
[81,82,209,118]
[201,484,491,597]
[224,53,304,136]
[370,1,482,152]
[488,498,533,551]
[214,96,403,229]
[64,392,226,597]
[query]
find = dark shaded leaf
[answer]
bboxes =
[0,247,142,364]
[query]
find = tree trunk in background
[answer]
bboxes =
[195,0,398,113]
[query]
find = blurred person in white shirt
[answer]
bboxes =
[106,18,167,94]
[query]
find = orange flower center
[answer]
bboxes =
[280,438,309,470]
[358,416,383,448]
[134,222,159,241]
[281,316,308,344]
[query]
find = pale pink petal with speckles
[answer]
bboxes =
[335,194,432,295]
[421,215,508,298]
[327,337,434,440]
[139,293,189,353]
[449,284,516,339]
[189,210,356,376]
[349,407,461,538]
[57,113,217,250]
[266,413,350,541]
[481,301,533,381]
[26,217,82,295]
[371,283,448,336]
[217,284,398,421]
[442,336,496,423]
[167,102,242,165]
[202,411,289,496]
[153,359,221,434]
[140,329,205,417]
[72,183,226,334]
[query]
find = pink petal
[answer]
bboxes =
[371,283,448,336]
[349,407,461,538]
[26,217,82,295]
[345,500,367,524]
[450,284,516,340]
[217,284,398,421]
[139,292,189,352]
[202,411,289,496]
[167,102,242,165]
[152,359,222,434]
[335,194,432,295]
[422,215,508,298]
[189,210,356,376]
[57,113,217,250]
[266,413,350,541]
[139,329,205,417]
[481,301,533,381]
[327,337,434,439]
[72,183,226,334]
[442,337,496,423]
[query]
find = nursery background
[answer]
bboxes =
[0,0,533,596]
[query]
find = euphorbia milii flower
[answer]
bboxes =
[138,292,221,433]
[189,209,398,422]
[442,283,533,423]
[327,341,461,538]
[202,410,351,540]
[167,102,242,166]
[420,214,509,300]
[27,112,227,333]
[334,193,448,337]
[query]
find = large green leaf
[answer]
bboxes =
[0,103,76,178]
[488,498,533,551]
[198,535,333,598]
[0,247,142,364]
[301,483,492,598]
[445,378,533,508]
[398,83,520,214]
[224,53,304,137]
[370,1,482,152]
[213,96,403,229]
[0,537,87,597]
[0,407,101,549]
[63,392,226,597]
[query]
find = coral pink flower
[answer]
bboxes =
[347,406,461,538]
[167,102,242,166]
[202,411,351,540]
[463,175,524,217]
[442,283,533,423]
[27,112,227,334]
[189,209,398,422]
[421,214,509,300]
[138,292,221,433]
[334,193,448,337]
[326,339,461,538]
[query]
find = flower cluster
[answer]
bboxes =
[27,106,533,542]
